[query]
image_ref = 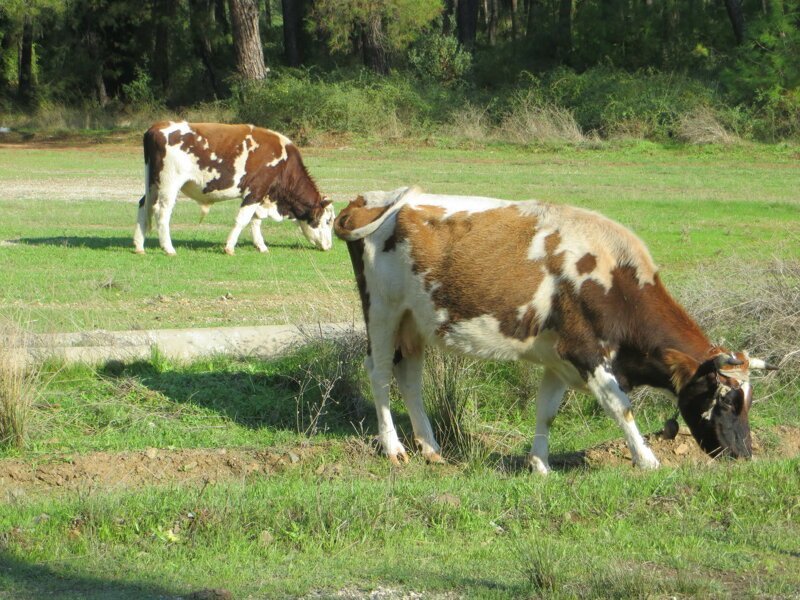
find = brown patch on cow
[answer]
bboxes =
[383,233,397,252]
[396,205,555,341]
[345,239,371,354]
[623,408,634,422]
[543,232,565,273]
[334,196,393,239]
[576,253,597,275]
[162,123,243,194]
[550,269,713,383]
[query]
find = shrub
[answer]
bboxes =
[233,69,452,142]
[675,105,738,145]
[408,30,472,86]
[500,90,585,145]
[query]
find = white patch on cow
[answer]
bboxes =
[527,227,557,261]
[265,135,290,168]
[161,121,193,137]
[515,269,555,332]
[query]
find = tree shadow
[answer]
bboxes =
[14,236,313,252]
[0,551,180,600]
[99,359,371,437]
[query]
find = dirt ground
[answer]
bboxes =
[2,426,799,499]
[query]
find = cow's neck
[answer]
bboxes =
[610,279,713,394]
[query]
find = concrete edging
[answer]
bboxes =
[17,323,365,365]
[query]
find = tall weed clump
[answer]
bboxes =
[0,319,39,449]
[233,70,453,142]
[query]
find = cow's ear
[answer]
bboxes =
[321,198,332,208]
[663,349,701,392]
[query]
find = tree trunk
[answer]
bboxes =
[229,0,268,80]
[96,70,108,107]
[0,25,13,97]
[363,13,389,74]
[511,0,519,44]
[263,0,272,27]
[443,0,456,35]
[456,0,479,49]
[723,0,745,44]
[216,0,230,33]
[153,0,177,93]
[189,0,223,96]
[18,17,34,104]
[487,0,498,45]
[557,0,572,60]
[281,0,303,67]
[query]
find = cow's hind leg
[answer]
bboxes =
[528,368,568,474]
[587,365,659,469]
[225,203,260,255]
[133,195,148,253]
[154,183,182,256]
[249,205,272,253]
[394,347,443,463]
[366,311,409,464]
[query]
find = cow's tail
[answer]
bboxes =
[334,186,418,241]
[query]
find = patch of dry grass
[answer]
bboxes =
[676,106,738,145]
[499,101,585,145]
[0,318,39,448]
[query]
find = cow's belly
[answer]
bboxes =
[181,181,241,203]
[433,317,586,389]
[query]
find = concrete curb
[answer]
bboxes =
[14,323,364,365]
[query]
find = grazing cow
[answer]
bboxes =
[133,121,335,255]
[334,187,777,471]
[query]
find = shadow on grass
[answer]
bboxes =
[15,235,314,253]
[99,359,372,438]
[0,551,179,600]
[491,450,590,474]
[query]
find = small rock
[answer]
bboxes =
[287,452,300,464]
[187,588,233,600]
[434,493,461,508]
[180,461,198,472]
[258,530,274,546]
[145,448,158,459]
[674,443,690,456]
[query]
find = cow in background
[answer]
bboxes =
[134,121,334,255]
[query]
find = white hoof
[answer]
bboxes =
[527,455,551,475]
[634,447,660,470]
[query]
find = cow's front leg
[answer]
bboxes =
[587,365,660,469]
[528,368,568,474]
[225,203,260,255]
[394,347,443,463]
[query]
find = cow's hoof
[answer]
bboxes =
[165,251,177,257]
[134,248,145,255]
[223,247,235,256]
[257,246,269,254]
[388,452,409,466]
[634,448,660,470]
[526,455,551,475]
[424,452,446,465]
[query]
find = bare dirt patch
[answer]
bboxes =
[0,444,319,500]
[555,425,800,470]
[2,427,798,498]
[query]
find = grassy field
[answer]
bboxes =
[1,140,799,599]
[0,141,798,333]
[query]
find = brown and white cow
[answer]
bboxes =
[334,187,777,471]
[133,121,335,255]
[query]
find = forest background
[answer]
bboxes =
[1,0,799,145]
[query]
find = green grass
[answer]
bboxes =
[1,140,799,598]
[1,141,798,333]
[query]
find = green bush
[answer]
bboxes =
[408,31,472,86]
[537,66,723,139]
[233,69,457,142]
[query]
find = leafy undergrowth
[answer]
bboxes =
[1,340,799,599]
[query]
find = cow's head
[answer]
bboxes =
[666,350,777,459]
[298,199,335,251]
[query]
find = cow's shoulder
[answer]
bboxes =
[334,187,417,241]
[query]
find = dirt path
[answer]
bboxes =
[3,426,798,499]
